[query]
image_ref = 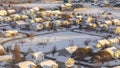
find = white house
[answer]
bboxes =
[96,39,111,48]
[30,23,44,31]
[12,21,30,29]
[18,61,36,68]
[58,45,78,57]
[108,26,120,34]
[43,21,52,30]
[52,20,62,27]
[4,16,12,23]
[21,9,31,15]
[26,52,44,64]
[112,19,120,26]
[21,15,29,20]
[57,56,75,68]
[0,10,7,16]
[34,18,43,23]
[105,20,112,26]
[105,47,120,58]
[0,55,12,62]
[1,30,18,37]
[108,38,119,45]
[10,14,21,21]
[7,9,16,15]
[0,16,4,23]
[40,60,58,68]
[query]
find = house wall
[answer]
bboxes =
[57,62,66,68]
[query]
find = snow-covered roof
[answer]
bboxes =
[76,15,83,19]
[0,10,7,16]
[32,52,44,59]
[65,45,78,54]
[4,30,18,34]
[15,21,28,25]
[7,9,16,14]
[0,45,4,51]
[52,10,61,14]
[34,18,43,22]
[112,19,120,25]
[32,7,39,11]
[108,38,119,44]
[105,47,117,57]
[40,60,58,67]
[105,20,112,25]
[4,16,12,20]
[18,61,36,68]
[0,55,12,62]
[98,39,110,46]
[112,19,120,23]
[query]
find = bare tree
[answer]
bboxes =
[13,44,21,62]
[0,49,5,55]
[29,33,34,42]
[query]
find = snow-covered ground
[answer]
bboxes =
[3,31,101,53]
[13,3,62,9]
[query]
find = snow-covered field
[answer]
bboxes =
[3,31,101,53]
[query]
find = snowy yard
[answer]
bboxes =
[3,31,101,53]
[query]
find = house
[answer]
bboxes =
[40,60,58,68]
[43,17,52,21]
[96,39,111,48]
[34,18,43,23]
[58,45,78,57]
[51,11,62,20]
[0,10,7,16]
[32,7,40,12]
[57,56,75,68]
[86,16,93,23]
[114,26,120,35]
[2,30,18,37]
[21,15,29,20]
[112,19,120,26]
[4,16,12,23]
[105,47,120,58]
[52,10,61,17]
[0,55,12,62]
[12,21,30,29]
[0,45,5,56]
[43,21,53,30]
[30,23,44,31]
[21,9,31,15]
[108,38,119,45]
[44,11,52,17]
[7,9,16,15]
[104,20,112,26]
[10,14,21,21]
[17,61,36,68]
[108,26,120,34]
[69,18,77,25]
[62,20,71,27]
[61,3,72,11]
[0,16,4,23]
[52,20,62,27]
[39,12,47,18]
[26,52,44,64]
